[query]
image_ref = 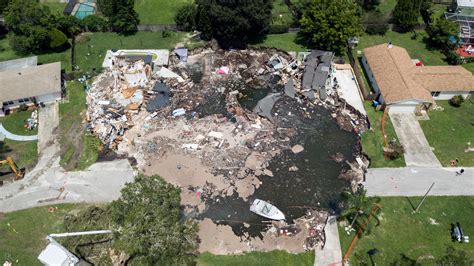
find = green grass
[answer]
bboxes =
[419,101,474,167]
[0,110,38,171]
[0,204,87,265]
[339,196,474,265]
[42,2,66,16]
[356,31,447,66]
[377,0,397,16]
[0,31,186,73]
[0,110,38,136]
[59,81,101,170]
[0,139,37,172]
[271,0,293,26]
[197,251,314,266]
[250,33,307,52]
[135,0,193,24]
[361,102,405,168]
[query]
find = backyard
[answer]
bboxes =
[361,102,405,168]
[134,0,193,24]
[419,100,474,167]
[250,33,307,52]
[339,196,474,264]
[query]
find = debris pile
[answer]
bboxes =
[86,47,369,251]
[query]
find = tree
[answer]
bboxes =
[97,0,139,33]
[56,15,82,37]
[110,175,198,264]
[299,0,362,55]
[0,0,8,14]
[195,0,272,48]
[49,28,67,50]
[427,18,458,50]
[393,0,423,32]
[356,0,380,11]
[365,11,389,35]
[340,186,381,233]
[175,3,196,31]
[4,0,56,53]
[82,15,108,32]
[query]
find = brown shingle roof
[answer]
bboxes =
[0,62,61,103]
[363,44,474,104]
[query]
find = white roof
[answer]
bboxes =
[458,0,474,8]
[0,62,61,103]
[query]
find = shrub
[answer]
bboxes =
[49,28,68,50]
[175,4,196,31]
[446,50,462,65]
[385,142,404,160]
[19,104,28,112]
[269,24,290,34]
[365,23,389,35]
[82,15,108,32]
[449,95,464,107]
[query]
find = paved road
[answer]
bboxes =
[364,167,474,196]
[390,113,441,167]
[0,103,135,212]
[0,123,38,141]
[315,216,343,266]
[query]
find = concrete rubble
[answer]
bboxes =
[86,46,369,252]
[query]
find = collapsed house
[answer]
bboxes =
[86,47,368,251]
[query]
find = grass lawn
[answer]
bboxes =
[0,110,38,136]
[59,81,102,170]
[339,196,474,264]
[419,101,474,167]
[197,251,314,266]
[361,102,405,168]
[0,31,186,73]
[0,204,87,265]
[250,33,308,52]
[42,2,67,16]
[271,0,293,27]
[135,0,193,24]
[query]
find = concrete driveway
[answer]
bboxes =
[390,113,441,167]
[364,167,474,196]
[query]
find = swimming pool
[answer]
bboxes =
[74,2,95,19]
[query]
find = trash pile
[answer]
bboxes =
[24,110,38,130]
[86,47,369,251]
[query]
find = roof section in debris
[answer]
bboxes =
[0,62,62,103]
[302,50,334,100]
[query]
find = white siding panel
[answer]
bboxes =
[389,104,417,113]
[433,91,471,100]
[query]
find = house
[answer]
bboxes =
[301,50,335,100]
[362,44,474,113]
[64,0,97,19]
[0,59,62,116]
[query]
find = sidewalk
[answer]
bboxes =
[315,216,342,266]
[0,123,38,141]
[364,167,474,196]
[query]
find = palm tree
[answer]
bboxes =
[340,186,381,233]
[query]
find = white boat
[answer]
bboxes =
[250,199,285,220]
